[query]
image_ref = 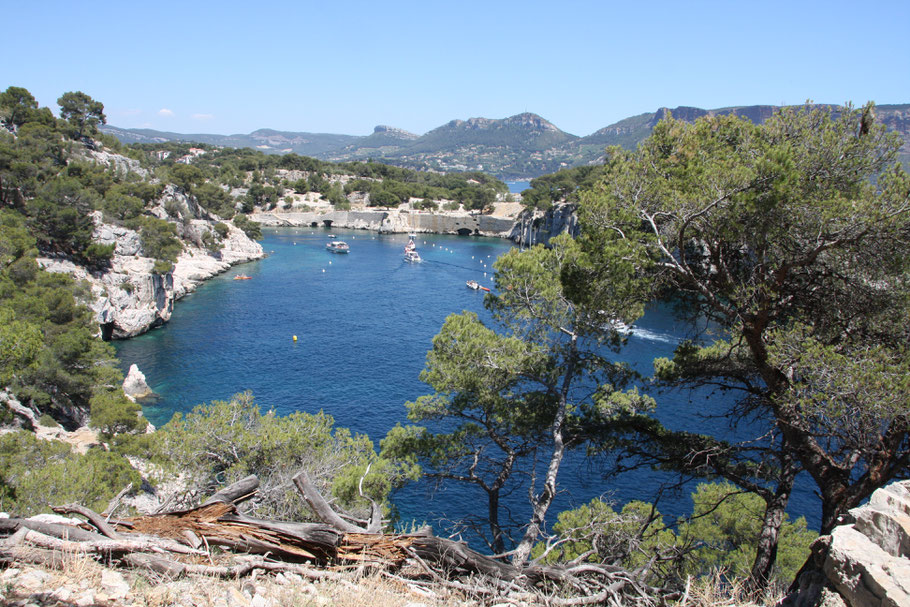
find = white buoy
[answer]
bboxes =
[322,269,325,272]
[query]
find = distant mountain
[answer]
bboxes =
[344,113,579,177]
[100,125,359,157]
[102,104,910,179]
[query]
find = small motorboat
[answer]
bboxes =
[405,238,417,252]
[404,249,422,263]
[326,241,350,253]
[233,274,252,280]
[466,280,480,290]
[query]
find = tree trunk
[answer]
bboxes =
[747,447,796,593]
[511,335,577,566]
[748,482,791,592]
[487,487,505,555]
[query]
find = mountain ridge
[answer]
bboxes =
[102,103,910,179]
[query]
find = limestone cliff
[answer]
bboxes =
[38,209,264,340]
[509,203,579,247]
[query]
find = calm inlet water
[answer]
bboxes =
[115,227,819,538]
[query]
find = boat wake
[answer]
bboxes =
[614,323,677,344]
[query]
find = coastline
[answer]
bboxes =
[249,202,524,240]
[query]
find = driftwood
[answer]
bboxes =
[0,473,666,605]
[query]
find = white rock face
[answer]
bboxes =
[39,212,264,339]
[122,364,152,399]
[86,149,149,179]
[781,480,910,607]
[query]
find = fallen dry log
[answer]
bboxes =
[1,472,666,605]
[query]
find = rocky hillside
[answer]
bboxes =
[102,103,910,179]
[29,148,265,340]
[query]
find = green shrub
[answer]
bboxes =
[535,483,816,589]
[82,242,115,266]
[212,222,230,239]
[143,392,407,521]
[128,216,182,270]
[232,214,261,240]
[0,431,140,516]
[89,389,145,439]
[37,413,59,428]
[677,483,816,584]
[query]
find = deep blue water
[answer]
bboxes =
[115,228,820,542]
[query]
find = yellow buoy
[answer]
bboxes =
[293,335,297,342]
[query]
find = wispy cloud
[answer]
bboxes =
[192,113,215,121]
[158,108,175,117]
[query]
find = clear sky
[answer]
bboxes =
[5,0,909,137]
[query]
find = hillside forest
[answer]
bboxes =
[1,86,908,603]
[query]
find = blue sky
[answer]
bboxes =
[5,0,909,137]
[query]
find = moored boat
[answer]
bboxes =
[326,241,350,253]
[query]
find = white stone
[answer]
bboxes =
[823,485,910,607]
[17,568,52,590]
[122,364,153,399]
[28,513,82,526]
[100,569,130,599]
[250,594,273,607]
[226,587,250,607]
[75,590,97,607]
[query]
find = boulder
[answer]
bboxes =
[780,480,910,607]
[122,364,153,399]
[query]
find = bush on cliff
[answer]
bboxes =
[232,214,261,240]
[89,389,145,439]
[0,431,140,516]
[134,392,413,522]
[0,210,127,427]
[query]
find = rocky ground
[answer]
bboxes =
[0,560,455,607]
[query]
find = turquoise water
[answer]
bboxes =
[115,227,819,538]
